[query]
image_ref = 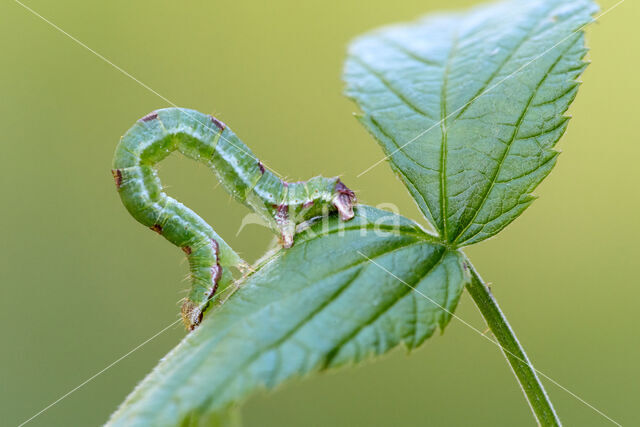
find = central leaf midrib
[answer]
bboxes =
[439,32,457,242]
[299,220,434,244]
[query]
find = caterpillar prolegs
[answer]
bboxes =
[112,108,356,330]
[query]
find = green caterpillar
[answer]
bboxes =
[112,108,356,330]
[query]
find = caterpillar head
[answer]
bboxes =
[332,180,357,221]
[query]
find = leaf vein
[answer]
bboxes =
[322,248,448,367]
[452,35,578,245]
[350,55,436,120]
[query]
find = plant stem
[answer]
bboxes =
[464,259,561,426]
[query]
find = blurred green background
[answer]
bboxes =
[1,0,636,425]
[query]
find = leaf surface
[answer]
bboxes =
[344,0,597,245]
[107,207,471,426]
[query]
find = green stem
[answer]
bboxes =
[465,259,561,426]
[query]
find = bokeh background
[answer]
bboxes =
[1,0,636,425]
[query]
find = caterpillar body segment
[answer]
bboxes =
[112,108,356,329]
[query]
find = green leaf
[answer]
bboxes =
[107,206,471,426]
[344,0,597,246]
[180,406,242,427]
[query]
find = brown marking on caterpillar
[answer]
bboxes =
[207,277,219,299]
[179,239,223,330]
[302,200,314,209]
[210,262,222,286]
[140,111,158,122]
[258,161,265,174]
[195,311,204,329]
[150,224,163,234]
[276,204,289,218]
[181,246,192,255]
[210,115,226,131]
[211,239,220,256]
[111,169,123,189]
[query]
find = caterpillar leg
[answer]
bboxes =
[274,179,357,248]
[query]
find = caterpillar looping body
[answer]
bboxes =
[112,108,356,330]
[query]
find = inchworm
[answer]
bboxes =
[112,108,356,329]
